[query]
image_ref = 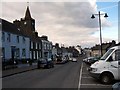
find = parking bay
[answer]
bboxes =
[79,62,112,89]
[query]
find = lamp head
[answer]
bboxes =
[91,14,95,19]
[104,13,108,18]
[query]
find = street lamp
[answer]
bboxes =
[91,11,108,57]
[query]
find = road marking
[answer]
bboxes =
[81,84,111,86]
[82,73,88,74]
[81,77,92,78]
[78,62,83,90]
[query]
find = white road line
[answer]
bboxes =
[81,84,111,86]
[78,62,83,90]
[81,77,92,78]
[82,73,88,74]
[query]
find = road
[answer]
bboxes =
[2,56,113,89]
[3,57,83,88]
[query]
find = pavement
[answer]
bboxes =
[2,63,38,78]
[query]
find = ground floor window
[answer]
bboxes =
[2,47,5,60]
[30,51,32,59]
[22,49,26,58]
[39,51,42,58]
[33,51,36,59]
[37,51,39,60]
[16,48,20,59]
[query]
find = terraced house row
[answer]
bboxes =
[0,6,52,65]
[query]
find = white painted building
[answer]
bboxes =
[41,36,52,61]
[1,19,30,61]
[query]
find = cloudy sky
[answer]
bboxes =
[1,0,119,48]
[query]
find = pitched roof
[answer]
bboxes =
[1,18,27,37]
[91,41,116,51]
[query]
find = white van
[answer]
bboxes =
[88,46,120,84]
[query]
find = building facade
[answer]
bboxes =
[1,19,30,63]
[41,36,52,61]
[91,40,116,57]
[1,5,53,65]
[13,6,42,62]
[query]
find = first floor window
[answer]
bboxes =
[2,32,5,42]
[39,44,41,49]
[17,36,19,43]
[33,51,35,59]
[30,51,32,59]
[31,41,33,49]
[23,37,26,44]
[7,33,11,42]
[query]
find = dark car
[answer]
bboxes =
[38,59,54,69]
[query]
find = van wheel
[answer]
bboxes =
[100,73,113,84]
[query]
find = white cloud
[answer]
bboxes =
[1,1,112,48]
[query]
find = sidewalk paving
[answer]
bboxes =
[2,63,38,78]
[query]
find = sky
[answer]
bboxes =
[1,0,119,48]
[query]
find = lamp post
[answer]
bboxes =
[91,11,108,57]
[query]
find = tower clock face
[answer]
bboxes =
[24,21,27,25]
[32,22,34,25]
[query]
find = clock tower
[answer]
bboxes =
[24,6,35,31]
[13,5,35,36]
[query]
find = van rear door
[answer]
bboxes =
[118,60,120,80]
[107,49,120,80]
[118,49,120,79]
[115,49,120,79]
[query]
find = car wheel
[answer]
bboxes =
[48,65,51,69]
[52,65,54,68]
[100,73,113,84]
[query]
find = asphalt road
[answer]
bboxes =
[2,56,114,90]
[2,57,83,89]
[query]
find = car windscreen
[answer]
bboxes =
[100,49,114,60]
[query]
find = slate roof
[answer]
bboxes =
[91,41,116,51]
[1,18,28,38]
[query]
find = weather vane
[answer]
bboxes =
[27,2,29,7]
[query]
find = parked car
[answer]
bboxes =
[88,57,100,65]
[88,46,120,84]
[72,58,77,62]
[38,59,54,69]
[69,57,73,61]
[112,82,120,90]
[83,57,99,65]
[83,58,88,62]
